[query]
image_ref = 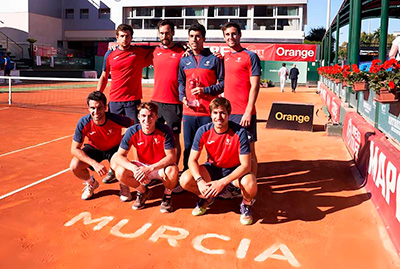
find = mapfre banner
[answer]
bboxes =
[107,42,317,62]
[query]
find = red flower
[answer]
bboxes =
[352,64,360,73]
[388,80,396,90]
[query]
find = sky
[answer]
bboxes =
[305,0,400,43]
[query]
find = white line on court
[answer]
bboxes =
[0,168,70,200]
[0,107,10,110]
[0,135,72,158]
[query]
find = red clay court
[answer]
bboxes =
[0,85,399,268]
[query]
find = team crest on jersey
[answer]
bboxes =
[107,129,113,135]
[171,53,176,58]
[225,139,231,145]
[235,57,242,62]
[154,138,161,144]
[204,61,211,66]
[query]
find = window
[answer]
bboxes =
[185,7,203,16]
[216,7,238,17]
[277,19,299,30]
[135,7,152,16]
[99,8,110,19]
[165,7,182,17]
[239,6,247,17]
[144,19,159,29]
[65,9,74,19]
[185,19,205,29]
[254,19,275,30]
[80,9,89,19]
[254,6,274,17]
[278,7,298,16]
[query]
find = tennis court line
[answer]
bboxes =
[0,107,10,111]
[0,135,72,158]
[0,168,70,200]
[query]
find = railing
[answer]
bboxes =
[0,31,23,59]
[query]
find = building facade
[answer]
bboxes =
[1,0,307,53]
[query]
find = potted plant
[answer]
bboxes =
[368,59,400,103]
[346,64,369,91]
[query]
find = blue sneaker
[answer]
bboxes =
[240,202,254,225]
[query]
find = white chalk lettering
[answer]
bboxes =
[254,243,301,267]
[237,238,251,259]
[64,212,113,231]
[149,225,189,247]
[192,233,230,255]
[110,220,152,238]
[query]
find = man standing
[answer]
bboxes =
[97,24,154,185]
[151,20,185,165]
[289,64,300,92]
[4,52,12,76]
[97,24,154,121]
[180,97,257,225]
[278,63,289,92]
[178,23,224,171]
[70,91,133,201]
[111,102,179,213]
[221,22,261,180]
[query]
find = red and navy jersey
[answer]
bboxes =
[152,44,185,104]
[102,45,155,102]
[192,121,250,168]
[224,49,261,115]
[73,112,133,151]
[120,122,175,165]
[178,48,224,116]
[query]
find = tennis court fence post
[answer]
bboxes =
[8,77,12,105]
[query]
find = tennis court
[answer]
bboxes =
[0,79,399,268]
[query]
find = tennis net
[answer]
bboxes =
[0,76,99,113]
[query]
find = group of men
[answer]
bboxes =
[70,20,260,225]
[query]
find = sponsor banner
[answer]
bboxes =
[108,42,317,62]
[266,102,314,131]
[357,90,377,123]
[378,102,400,142]
[342,112,383,177]
[366,136,400,254]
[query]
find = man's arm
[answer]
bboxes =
[188,149,211,197]
[204,153,251,198]
[178,60,187,104]
[71,140,107,176]
[96,71,109,92]
[389,42,399,60]
[241,75,260,127]
[202,57,224,96]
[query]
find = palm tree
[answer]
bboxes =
[305,27,326,42]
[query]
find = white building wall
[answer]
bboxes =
[29,13,62,47]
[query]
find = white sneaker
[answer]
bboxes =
[119,183,132,202]
[81,179,99,200]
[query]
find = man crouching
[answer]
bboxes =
[111,102,178,213]
[180,97,257,225]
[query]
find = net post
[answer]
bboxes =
[8,77,12,105]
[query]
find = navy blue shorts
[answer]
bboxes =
[203,162,238,181]
[109,100,141,123]
[82,144,119,171]
[154,102,183,134]
[229,114,257,142]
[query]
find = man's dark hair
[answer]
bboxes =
[138,102,159,115]
[221,21,241,35]
[157,20,175,32]
[209,97,232,115]
[282,63,286,67]
[87,91,107,106]
[116,24,133,36]
[188,23,206,38]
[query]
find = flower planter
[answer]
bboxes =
[352,81,368,92]
[374,88,399,103]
